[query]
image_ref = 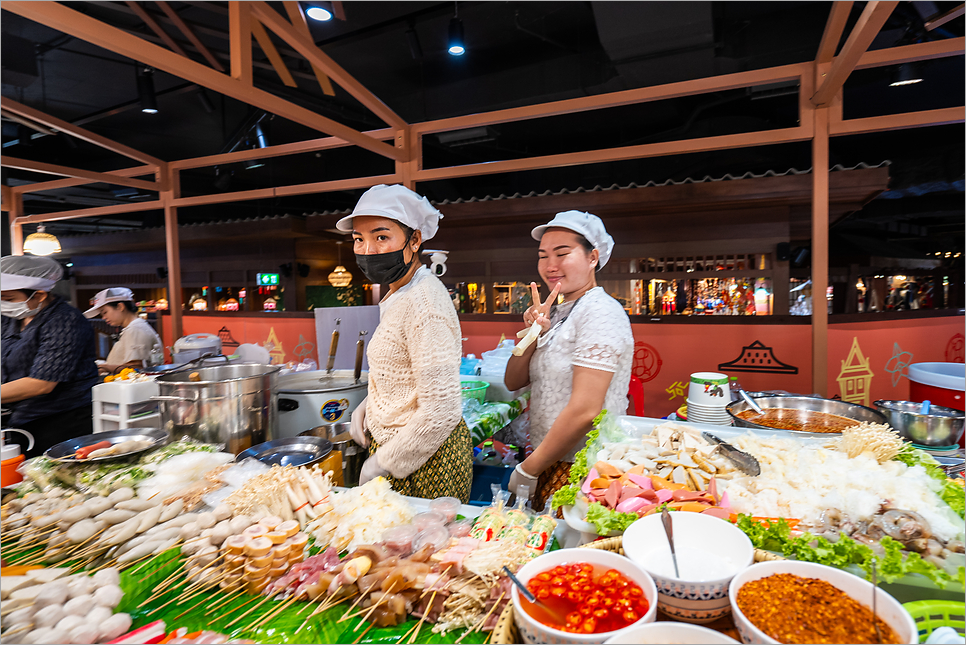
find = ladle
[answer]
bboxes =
[740,388,765,415]
[502,566,567,625]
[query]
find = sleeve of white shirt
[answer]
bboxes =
[571,291,627,373]
[114,321,160,365]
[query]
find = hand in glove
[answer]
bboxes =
[508,462,539,501]
[359,452,389,485]
[349,397,369,447]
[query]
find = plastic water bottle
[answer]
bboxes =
[729,377,743,402]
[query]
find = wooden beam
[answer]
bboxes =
[0,110,56,135]
[925,3,964,30]
[332,2,346,21]
[1,98,165,167]
[13,200,164,224]
[811,105,830,397]
[855,36,965,69]
[831,106,965,135]
[281,1,335,96]
[172,173,398,206]
[10,194,24,254]
[257,1,407,128]
[173,187,275,207]
[12,165,157,194]
[2,157,162,192]
[1,185,12,212]
[811,1,899,106]
[414,127,810,181]
[156,1,225,71]
[162,166,183,338]
[3,1,401,160]
[229,1,253,85]
[251,18,298,88]
[816,1,853,64]
[125,1,187,57]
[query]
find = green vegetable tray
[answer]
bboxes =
[903,600,965,644]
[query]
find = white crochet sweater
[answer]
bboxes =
[366,267,463,479]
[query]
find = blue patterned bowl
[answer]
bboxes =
[622,513,754,624]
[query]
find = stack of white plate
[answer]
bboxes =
[686,371,733,425]
[685,399,732,425]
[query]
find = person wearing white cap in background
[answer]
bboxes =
[1,255,98,457]
[505,210,634,510]
[336,184,471,502]
[84,287,163,374]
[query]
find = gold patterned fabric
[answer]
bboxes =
[534,460,572,515]
[370,419,473,503]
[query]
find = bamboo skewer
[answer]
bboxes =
[351,623,373,644]
[248,594,300,631]
[352,581,397,632]
[338,582,377,622]
[418,566,453,601]
[224,593,276,628]
[148,570,229,616]
[222,593,262,619]
[405,589,437,644]
[204,586,247,615]
[455,590,506,644]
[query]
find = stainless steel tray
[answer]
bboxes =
[236,436,333,468]
[727,396,887,433]
[45,428,168,463]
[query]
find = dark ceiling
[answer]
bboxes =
[1,1,963,258]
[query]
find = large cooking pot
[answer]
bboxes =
[154,363,280,454]
[727,396,887,434]
[276,370,368,438]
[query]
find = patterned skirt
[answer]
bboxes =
[369,419,473,503]
[534,460,572,515]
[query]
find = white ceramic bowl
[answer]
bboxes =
[603,622,741,644]
[728,560,918,644]
[511,548,658,645]
[622,513,754,624]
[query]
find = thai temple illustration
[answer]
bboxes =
[265,328,286,364]
[217,326,240,350]
[837,337,875,406]
[718,340,798,375]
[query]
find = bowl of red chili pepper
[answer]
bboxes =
[511,547,658,644]
[728,560,918,644]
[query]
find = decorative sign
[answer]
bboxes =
[884,342,914,387]
[719,340,798,375]
[632,342,663,383]
[294,334,316,361]
[264,327,285,364]
[217,326,240,349]
[947,333,964,363]
[256,273,280,286]
[837,337,874,406]
[665,380,687,401]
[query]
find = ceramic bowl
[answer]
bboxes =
[511,547,658,645]
[603,622,740,644]
[622,513,754,624]
[728,560,918,644]
[688,373,730,406]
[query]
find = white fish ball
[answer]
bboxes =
[228,515,252,534]
[92,568,120,588]
[68,624,99,645]
[195,512,216,529]
[55,614,85,633]
[97,613,132,642]
[179,521,200,541]
[85,605,113,625]
[33,604,65,629]
[8,606,36,625]
[63,594,95,616]
[67,576,96,599]
[92,584,124,608]
[212,503,232,522]
[23,628,55,644]
[34,581,69,607]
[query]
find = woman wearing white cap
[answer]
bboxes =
[338,184,471,502]
[1,255,98,456]
[505,211,634,509]
[84,287,163,374]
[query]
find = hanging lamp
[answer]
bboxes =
[23,225,62,256]
[328,241,352,287]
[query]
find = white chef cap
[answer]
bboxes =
[531,210,615,268]
[84,287,135,318]
[0,255,63,292]
[336,184,443,241]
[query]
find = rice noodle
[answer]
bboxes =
[304,477,415,552]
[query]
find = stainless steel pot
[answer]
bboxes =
[727,396,887,434]
[300,423,366,487]
[276,370,368,439]
[154,363,281,454]
[874,400,965,447]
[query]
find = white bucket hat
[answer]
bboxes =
[531,210,615,268]
[84,287,135,318]
[0,255,63,292]
[336,184,443,241]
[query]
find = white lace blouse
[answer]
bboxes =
[528,286,634,463]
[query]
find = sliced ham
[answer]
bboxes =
[604,480,622,509]
[701,507,731,519]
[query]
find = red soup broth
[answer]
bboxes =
[520,562,649,634]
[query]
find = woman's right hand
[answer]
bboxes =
[349,397,369,448]
[523,282,560,335]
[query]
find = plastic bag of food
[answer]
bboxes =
[137,451,234,500]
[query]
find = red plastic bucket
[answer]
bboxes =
[908,363,966,412]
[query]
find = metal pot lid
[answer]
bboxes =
[278,369,368,393]
[237,436,333,468]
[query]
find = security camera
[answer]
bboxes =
[422,249,449,277]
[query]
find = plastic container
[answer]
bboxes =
[382,524,418,555]
[413,525,451,553]
[908,363,965,412]
[903,600,965,644]
[429,497,462,523]
[1,429,33,488]
[413,510,447,531]
[447,519,473,538]
[461,381,489,402]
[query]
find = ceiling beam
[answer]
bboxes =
[331,2,346,21]
[0,110,57,135]
[156,1,225,71]
[1,98,166,167]
[251,18,297,87]
[12,165,158,194]
[831,106,965,135]
[855,36,965,68]
[229,2,253,85]
[925,3,965,30]
[3,1,401,161]
[253,1,406,129]
[125,1,187,57]
[811,1,899,107]
[13,200,164,224]
[2,157,161,192]
[1,185,12,212]
[816,2,853,64]
[282,1,335,96]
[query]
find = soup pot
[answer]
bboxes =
[727,396,887,434]
[276,370,368,439]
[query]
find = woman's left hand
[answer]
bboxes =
[508,462,539,500]
[359,452,389,485]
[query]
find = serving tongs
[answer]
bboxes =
[702,432,761,476]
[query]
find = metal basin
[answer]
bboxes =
[727,396,887,434]
[301,423,365,486]
[874,400,965,447]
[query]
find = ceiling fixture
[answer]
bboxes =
[328,241,352,287]
[890,63,923,87]
[406,24,423,60]
[254,123,268,149]
[245,159,264,170]
[137,66,158,114]
[306,4,332,21]
[23,225,62,256]
[448,3,465,56]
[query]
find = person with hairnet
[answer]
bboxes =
[1,255,98,456]
[84,287,163,373]
[504,211,634,510]
[339,184,471,502]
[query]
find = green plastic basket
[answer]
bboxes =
[903,600,965,644]
[461,380,489,402]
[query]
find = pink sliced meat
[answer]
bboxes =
[672,489,712,503]
[619,487,642,505]
[626,473,653,489]
[655,489,674,503]
[701,507,731,519]
[580,468,600,495]
[709,477,719,504]
[637,489,659,502]
[605,480,622,509]
[635,503,659,517]
[616,497,650,514]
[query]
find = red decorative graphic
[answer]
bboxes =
[947,333,965,363]
[633,342,663,383]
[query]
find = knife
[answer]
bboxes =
[702,432,761,476]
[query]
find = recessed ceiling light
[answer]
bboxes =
[306,6,332,21]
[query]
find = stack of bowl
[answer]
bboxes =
[686,372,732,426]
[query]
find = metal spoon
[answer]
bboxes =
[661,508,680,578]
[502,566,568,625]
[739,388,765,415]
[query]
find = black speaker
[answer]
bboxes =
[156,267,168,279]
[297,262,310,278]
[776,242,790,261]
[279,262,293,278]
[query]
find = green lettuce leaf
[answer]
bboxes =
[551,483,579,510]
[585,502,639,535]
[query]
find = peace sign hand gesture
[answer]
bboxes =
[523,282,560,334]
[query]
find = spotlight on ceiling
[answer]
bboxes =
[137,66,158,114]
[245,159,265,170]
[306,5,332,21]
[447,17,465,56]
[890,63,923,87]
[254,123,268,149]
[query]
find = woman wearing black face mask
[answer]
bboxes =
[336,184,471,502]
[1,255,98,456]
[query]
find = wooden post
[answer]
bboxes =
[229,2,253,86]
[10,192,24,255]
[161,166,183,339]
[396,126,419,190]
[811,104,830,397]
